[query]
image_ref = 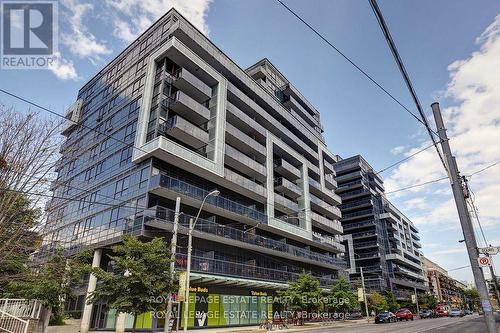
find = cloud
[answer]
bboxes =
[390,145,407,155]
[60,0,112,61]
[386,14,500,236]
[104,0,213,43]
[48,53,79,81]
[432,248,467,255]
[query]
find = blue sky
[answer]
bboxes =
[1,0,499,283]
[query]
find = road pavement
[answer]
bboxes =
[301,314,499,333]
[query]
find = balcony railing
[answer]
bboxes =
[151,174,267,223]
[312,232,344,252]
[342,220,375,231]
[149,206,346,268]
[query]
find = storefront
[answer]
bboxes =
[90,284,276,331]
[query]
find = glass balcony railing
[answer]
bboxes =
[150,174,267,223]
[175,254,335,287]
[148,206,346,268]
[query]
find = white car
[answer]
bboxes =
[449,308,464,317]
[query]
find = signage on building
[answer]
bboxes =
[479,246,500,255]
[478,256,492,267]
[411,294,416,304]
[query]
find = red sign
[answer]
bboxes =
[478,256,492,267]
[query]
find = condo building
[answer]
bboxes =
[422,257,468,306]
[334,155,427,300]
[41,9,346,331]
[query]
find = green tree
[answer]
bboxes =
[279,273,322,324]
[385,291,399,312]
[368,292,388,314]
[327,277,359,313]
[88,236,175,333]
[463,288,480,311]
[419,293,438,310]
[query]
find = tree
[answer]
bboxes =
[327,277,359,313]
[368,292,388,314]
[463,288,480,311]
[0,107,61,271]
[279,273,322,324]
[419,293,438,310]
[88,236,175,333]
[384,291,399,312]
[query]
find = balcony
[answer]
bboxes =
[170,68,212,103]
[339,198,373,211]
[148,206,347,270]
[282,94,317,127]
[274,193,299,214]
[342,220,375,231]
[308,177,322,196]
[393,265,425,281]
[158,115,209,150]
[226,101,266,141]
[336,179,367,193]
[310,194,341,219]
[162,91,210,126]
[149,174,267,224]
[225,123,266,162]
[341,208,375,221]
[274,158,301,181]
[274,177,302,199]
[323,160,335,175]
[175,254,334,287]
[324,174,337,190]
[224,144,267,182]
[224,169,266,199]
[354,240,379,249]
[312,232,345,253]
[335,171,362,183]
[351,230,377,240]
[310,212,343,235]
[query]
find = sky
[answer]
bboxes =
[0,0,499,284]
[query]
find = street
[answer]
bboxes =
[301,314,500,333]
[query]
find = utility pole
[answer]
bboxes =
[360,267,370,323]
[165,197,181,333]
[431,102,496,333]
[414,287,419,315]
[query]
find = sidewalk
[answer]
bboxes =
[183,319,372,333]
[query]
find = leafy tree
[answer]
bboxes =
[463,288,480,311]
[279,273,322,324]
[327,277,359,313]
[368,292,388,314]
[384,291,399,312]
[88,236,175,333]
[419,293,438,310]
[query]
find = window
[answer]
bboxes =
[124,122,136,141]
[114,176,130,198]
[139,168,149,188]
[120,147,132,166]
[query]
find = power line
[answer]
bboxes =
[368,0,447,172]
[448,265,471,272]
[384,176,449,195]
[467,161,500,178]
[375,141,442,175]
[274,0,441,135]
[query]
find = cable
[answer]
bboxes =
[384,176,449,195]
[467,161,500,178]
[447,265,470,272]
[274,0,440,135]
[467,185,488,248]
[368,0,447,172]
[375,141,442,175]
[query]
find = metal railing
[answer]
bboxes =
[149,206,346,268]
[152,174,267,223]
[175,254,335,287]
[0,299,42,333]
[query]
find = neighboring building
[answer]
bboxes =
[334,155,427,300]
[422,256,467,305]
[40,9,346,331]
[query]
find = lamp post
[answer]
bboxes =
[183,190,220,333]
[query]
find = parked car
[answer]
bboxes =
[420,309,434,319]
[464,310,473,315]
[375,311,397,323]
[435,304,450,317]
[449,308,464,317]
[395,308,414,321]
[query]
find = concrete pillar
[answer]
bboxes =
[115,312,127,333]
[80,248,102,333]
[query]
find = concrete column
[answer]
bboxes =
[115,312,127,333]
[80,248,102,333]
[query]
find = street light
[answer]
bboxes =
[183,189,219,333]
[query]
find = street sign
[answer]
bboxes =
[357,288,364,302]
[178,271,187,301]
[478,256,492,267]
[479,246,500,255]
[411,294,416,304]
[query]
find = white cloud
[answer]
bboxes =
[390,145,406,155]
[60,0,112,60]
[433,248,467,255]
[48,53,79,81]
[104,0,212,43]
